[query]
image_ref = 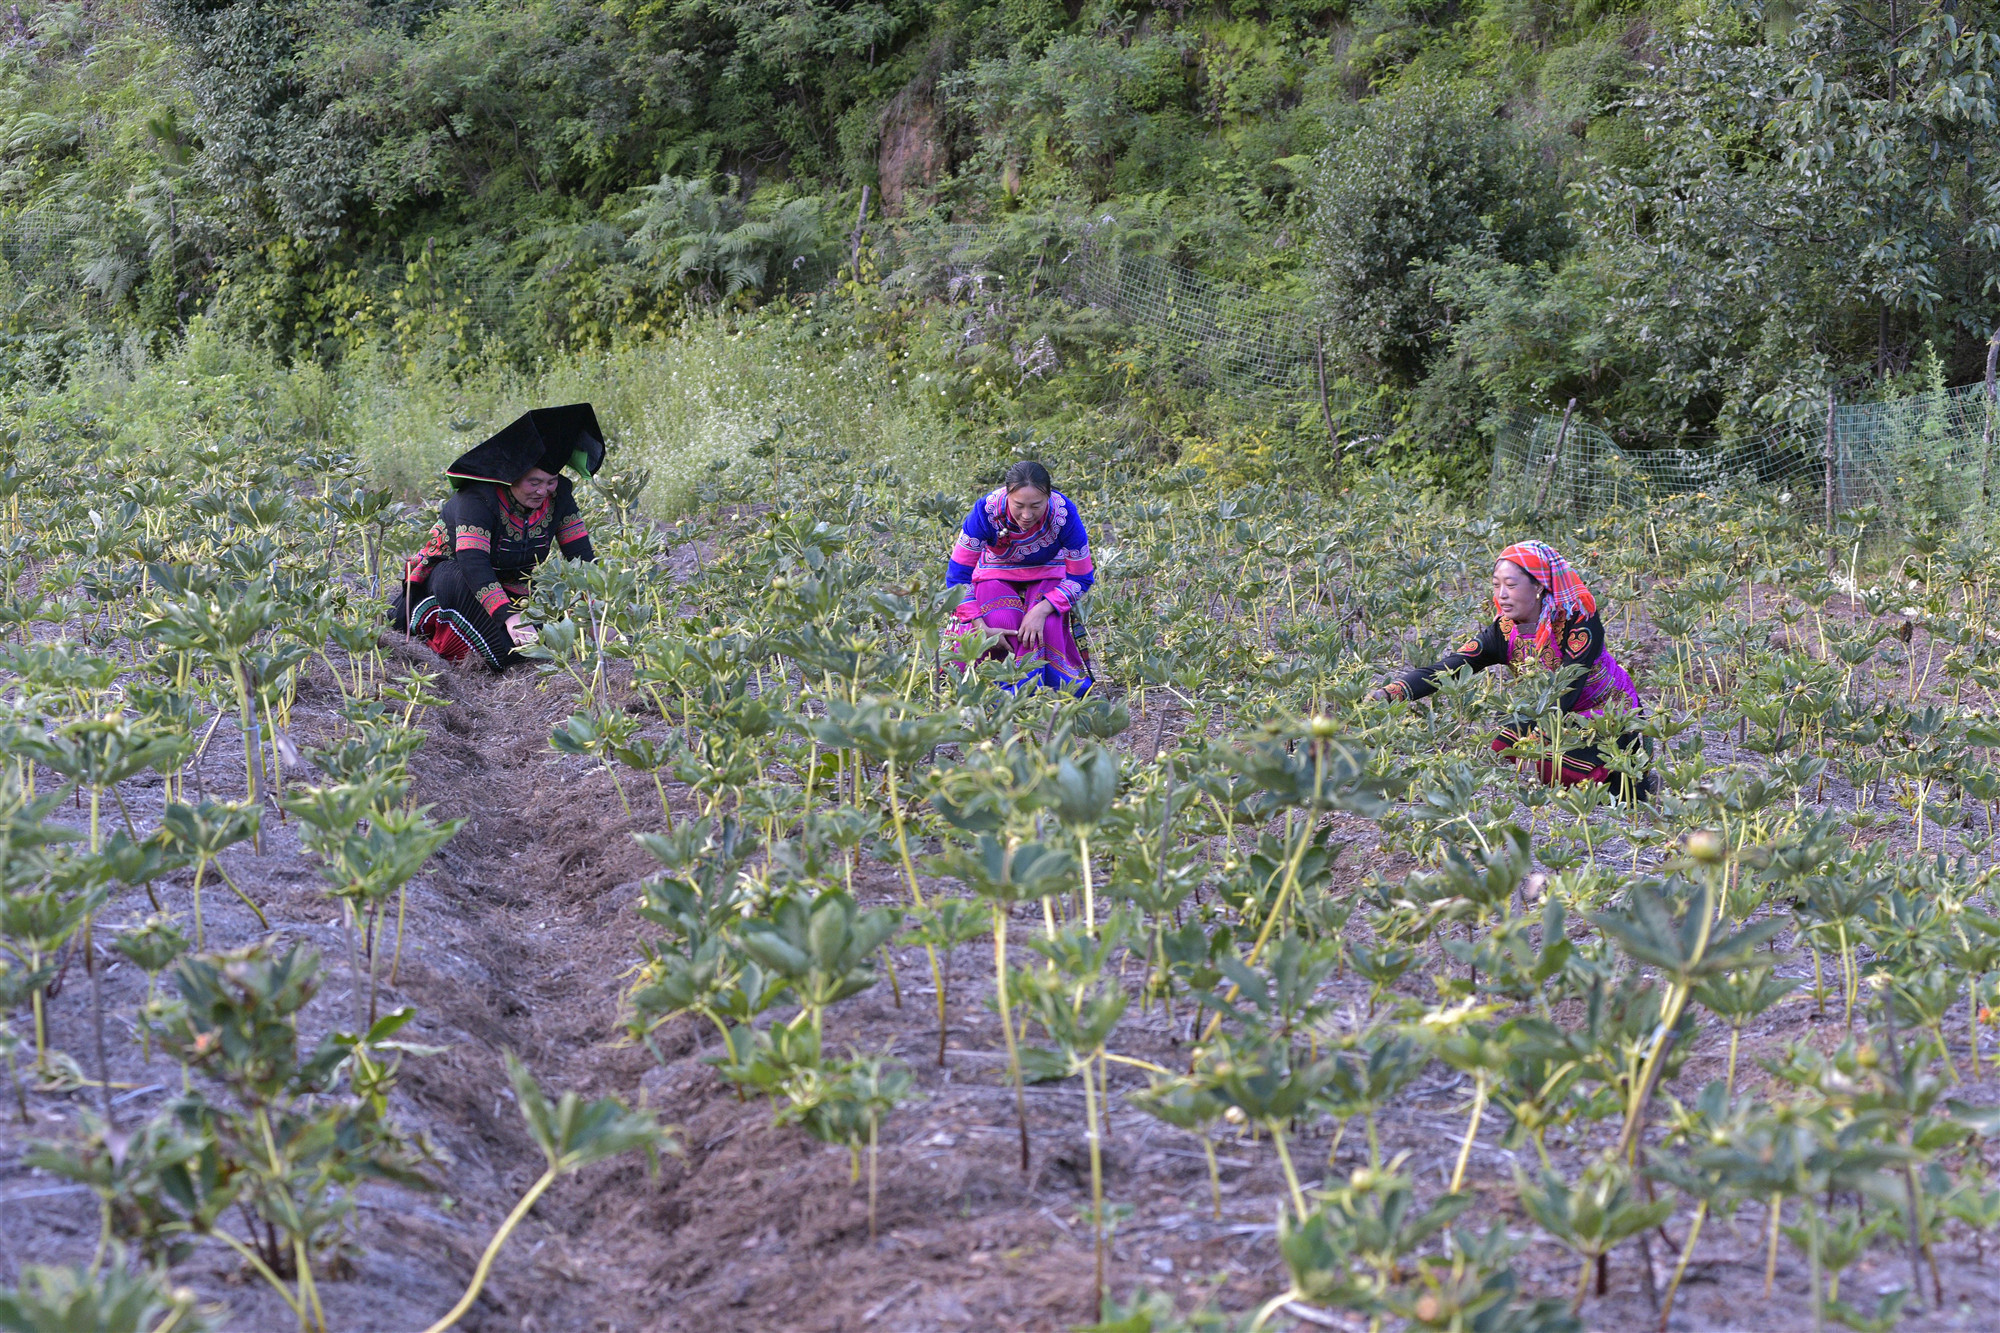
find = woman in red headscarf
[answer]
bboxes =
[1371,541,1657,798]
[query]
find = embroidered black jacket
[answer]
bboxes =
[416,479,594,616]
[1386,612,1615,715]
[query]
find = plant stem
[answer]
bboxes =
[189,860,207,948]
[1268,1122,1308,1222]
[30,945,46,1071]
[1659,1197,1708,1332]
[391,882,409,985]
[885,761,948,1056]
[868,1113,880,1241]
[1079,830,1095,937]
[1571,1249,1594,1314]
[213,1228,305,1328]
[212,860,267,928]
[295,1235,326,1333]
[1764,1194,1782,1297]
[343,900,367,1034]
[1450,1072,1486,1194]
[420,1166,558,1333]
[1083,1044,1106,1316]
[993,902,1030,1173]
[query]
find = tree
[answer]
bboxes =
[149,0,367,243]
[1308,80,1566,388]
[1571,0,2000,435]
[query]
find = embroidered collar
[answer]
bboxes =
[981,487,1068,556]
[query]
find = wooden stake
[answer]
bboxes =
[850,186,871,284]
[1980,329,1998,504]
[1532,398,1577,511]
[1315,328,1338,458]
[1824,387,1838,563]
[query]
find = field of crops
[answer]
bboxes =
[10,367,2000,1333]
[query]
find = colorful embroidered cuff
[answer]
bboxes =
[558,516,588,544]
[1043,586,1071,613]
[476,582,511,616]
[456,527,492,553]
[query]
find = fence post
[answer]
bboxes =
[1982,329,1998,505]
[1533,398,1576,511]
[165,195,178,319]
[1315,328,1338,456]
[850,186,871,285]
[1823,386,1837,558]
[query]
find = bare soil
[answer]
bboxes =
[7,582,2000,1332]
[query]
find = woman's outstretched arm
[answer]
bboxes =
[1043,502,1092,611]
[1379,621,1510,703]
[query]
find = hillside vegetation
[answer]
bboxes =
[0,0,1992,486]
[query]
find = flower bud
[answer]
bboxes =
[1685,830,1725,863]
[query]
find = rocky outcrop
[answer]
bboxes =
[876,84,944,215]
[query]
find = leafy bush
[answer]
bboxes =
[1309,80,1568,389]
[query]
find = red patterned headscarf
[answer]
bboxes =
[1497,540,1596,659]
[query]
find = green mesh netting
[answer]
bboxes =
[1486,382,2000,537]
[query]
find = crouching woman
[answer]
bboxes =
[946,460,1095,694]
[391,404,604,669]
[1372,540,1657,798]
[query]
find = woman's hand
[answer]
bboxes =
[504,613,538,648]
[1017,601,1053,650]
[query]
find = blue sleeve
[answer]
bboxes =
[946,502,990,589]
[1048,504,1094,609]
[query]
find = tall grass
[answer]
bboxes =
[22,312,970,517]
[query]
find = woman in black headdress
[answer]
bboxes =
[390,404,605,669]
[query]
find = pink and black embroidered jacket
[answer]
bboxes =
[409,478,593,617]
[945,488,1094,612]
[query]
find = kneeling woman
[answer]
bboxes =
[947,461,1095,694]
[1373,541,1656,797]
[392,404,604,669]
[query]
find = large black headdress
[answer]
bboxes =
[444,404,606,489]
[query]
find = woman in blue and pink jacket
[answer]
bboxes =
[946,460,1094,693]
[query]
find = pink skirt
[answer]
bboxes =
[949,575,1092,694]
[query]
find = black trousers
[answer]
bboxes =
[388,558,519,670]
